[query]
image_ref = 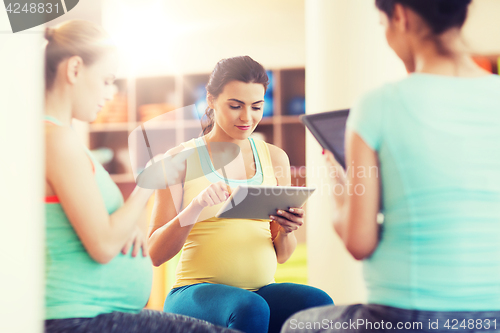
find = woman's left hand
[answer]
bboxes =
[324,150,349,238]
[270,207,304,234]
[324,150,347,186]
[121,226,149,258]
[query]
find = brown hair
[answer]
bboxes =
[375,0,472,35]
[44,20,115,91]
[202,56,269,135]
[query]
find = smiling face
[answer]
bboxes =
[208,80,266,141]
[71,51,118,122]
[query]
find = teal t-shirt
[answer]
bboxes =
[45,128,153,319]
[346,74,500,311]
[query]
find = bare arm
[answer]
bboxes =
[326,130,380,260]
[147,145,231,267]
[46,127,154,264]
[148,145,193,266]
[267,144,301,264]
[148,184,202,267]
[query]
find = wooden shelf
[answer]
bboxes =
[276,115,302,124]
[140,121,177,130]
[180,119,204,128]
[89,123,129,132]
[258,117,274,125]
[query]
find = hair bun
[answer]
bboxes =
[44,27,55,41]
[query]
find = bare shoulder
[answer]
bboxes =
[266,143,290,169]
[265,143,291,185]
[45,125,82,158]
[44,126,95,187]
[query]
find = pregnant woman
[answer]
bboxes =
[282,0,500,332]
[148,56,333,333]
[44,19,236,333]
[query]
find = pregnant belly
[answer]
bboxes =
[46,250,153,313]
[103,252,154,309]
[176,219,278,290]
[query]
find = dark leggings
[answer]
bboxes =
[281,303,500,333]
[45,309,240,333]
[163,282,334,333]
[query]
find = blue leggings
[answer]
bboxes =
[163,283,333,333]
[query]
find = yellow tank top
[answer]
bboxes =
[173,137,278,291]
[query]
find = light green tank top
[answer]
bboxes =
[44,115,153,319]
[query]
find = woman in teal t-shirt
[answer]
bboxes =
[283,0,500,332]
[43,19,235,333]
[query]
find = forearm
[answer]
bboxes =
[332,199,349,242]
[326,131,381,260]
[148,201,203,266]
[332,190,379,260]
[273,231,297,264]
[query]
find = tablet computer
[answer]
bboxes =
[300,109,350,169]
[215,185,316,220]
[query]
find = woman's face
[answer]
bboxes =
[71,52,118,122]
[209,80,265,140]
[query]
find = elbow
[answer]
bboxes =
[149,246,171,267]
[88,246,116,264]
[275,247,294,264]
[277,256,288,264]
[348,250,369,261]
[93,255,113,265]
[345,242,375,261]
[148,232,169,267]
[151,256,164,267]
[149,247,162,267]
[87,237,126,264]
[331,211,348,239]
[151,255,173,267]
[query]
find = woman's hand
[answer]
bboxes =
[324,150,347,186]
[193,181,231,209]
[324,149,348,206]
[323,149,350,238]
[270,207,305,234]
[121,226,149,258]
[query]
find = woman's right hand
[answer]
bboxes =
[193,181,231,209]
[121,226,149,258]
